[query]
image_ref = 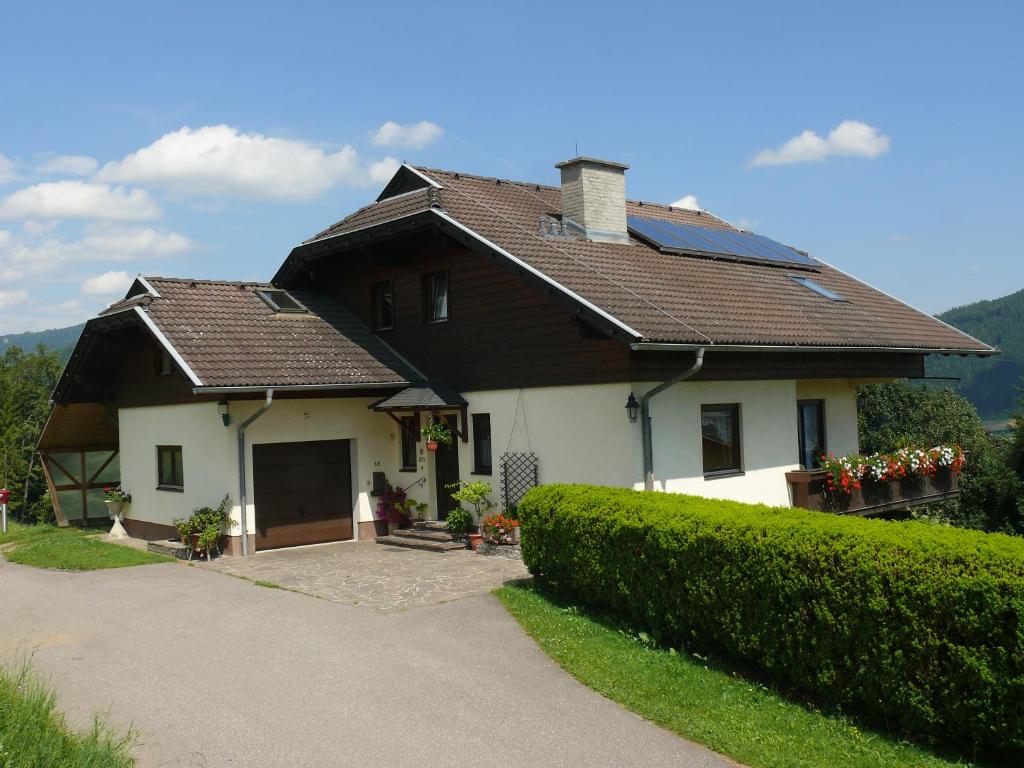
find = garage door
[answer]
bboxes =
[252,439,353,550]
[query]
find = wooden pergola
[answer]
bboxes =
[37,403,119,527]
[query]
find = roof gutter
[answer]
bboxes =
[630,342,998,356]
[193,382,408,395]
[640,347,705,492]
[237,389,273,557]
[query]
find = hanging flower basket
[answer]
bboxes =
[421,418,453,452]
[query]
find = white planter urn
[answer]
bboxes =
[105,499,129,540]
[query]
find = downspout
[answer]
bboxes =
[237,389,274,556]
[640,347,705,491]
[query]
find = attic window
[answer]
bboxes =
[257,288,307,313]
[789,276,846,302]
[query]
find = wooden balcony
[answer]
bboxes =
[786,468,959,516]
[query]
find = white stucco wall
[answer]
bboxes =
[118,396,420,539]
[116,377,867,547]
[795,379,860,457]
[456,384,637,507]
[119,402,236,529]
[637,379,799,505]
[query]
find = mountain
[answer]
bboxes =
[0,323,84,362]
[926,289,1024,420]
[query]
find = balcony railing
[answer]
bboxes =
[786,468,959,516]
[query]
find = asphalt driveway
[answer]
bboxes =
[0,556,735,768]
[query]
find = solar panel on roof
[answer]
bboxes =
[626,215,817,268]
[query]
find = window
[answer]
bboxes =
[400,415,417,471]
[157,445,184,490]
[797,400,826,469]
[423,271,449,322]
[155,347,172,376]
[788,275,846,302]
[701,404,741,476]
[371,280,394,331]
[472,413,492,475]
[256,288,307,313]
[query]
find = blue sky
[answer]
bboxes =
[0,0,1021,333]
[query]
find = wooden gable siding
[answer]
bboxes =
[631,350,925,382]
[61,326,196,407]
[322,237,631,391]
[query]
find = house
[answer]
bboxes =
[37,157,996,554]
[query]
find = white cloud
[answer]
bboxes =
[0,181,161,220]
[0,224,195,282]
[670,194,701,211]
[96,125,385,200]
[368,156,401,184]
[81,270,133,296]
[76,223,194,259]
[371,121,444,150]
[36,154,99,176]
[0,230,10,249]
[0,153,20,185]
[0,289,29,309]
[748,120,890,167]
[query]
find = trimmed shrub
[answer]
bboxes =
[518,484,1024,759]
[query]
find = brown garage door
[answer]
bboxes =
[252,440,353,550]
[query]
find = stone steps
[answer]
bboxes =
[375,535,466,552]
[375,522,466,552]
[391,528,458,543]
[147,539,190,559]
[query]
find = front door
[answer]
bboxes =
[252,439,353,549]
[433,415,460,520]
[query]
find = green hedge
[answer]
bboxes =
[518,484,1024,759]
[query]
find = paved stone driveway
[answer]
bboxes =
[202,540,529,610]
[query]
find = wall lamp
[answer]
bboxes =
[217,399,231,427]
[625,392,640,423]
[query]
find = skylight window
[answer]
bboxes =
[789,276,846,302]
[257,288,307,313]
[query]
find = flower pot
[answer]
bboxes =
[467,533,483,551]
[105,499,126,520]
[104,499,128,539]
[425,440,439,451]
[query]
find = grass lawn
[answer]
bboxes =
[0,522,171,570]
[496,583,977,768]
[0,662,136,768]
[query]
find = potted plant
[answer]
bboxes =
[447,480,495,550]
[421,417,453,452]
[377,483,408,534]
[444,506,474,546]
[103,486,131,539]
[482,513,520,545]
[172,494,236,560]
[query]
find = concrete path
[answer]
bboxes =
[0,557,736,768]
[202,540,530,611]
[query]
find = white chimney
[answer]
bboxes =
[555,156,631,244]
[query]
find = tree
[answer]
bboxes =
[858,381,1022,534]
[0,345,63,523]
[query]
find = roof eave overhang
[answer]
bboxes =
[192,381,409,396]
[629,342,1000,356]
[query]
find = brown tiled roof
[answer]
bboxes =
[297,165,993,353]
[122,278,416,389]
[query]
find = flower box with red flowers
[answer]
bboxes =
[788,445,963,515]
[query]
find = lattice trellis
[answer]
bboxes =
[499,452,539,512]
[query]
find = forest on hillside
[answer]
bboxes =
[927,288,1024,420]
[0,345,63,522]
[0,324,83,361]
